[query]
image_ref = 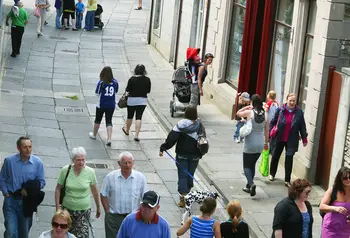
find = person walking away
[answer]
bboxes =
[269,93,308,187]
[264,90,279,121]
[159,106,204,207]
[100,151,148,238]
[39,209,77,238]
[236,94,269,197]
[63,0,76,30]
[54,0,62,29]
[320,166,350,237]
[55,147,101,238]
[122,64,151,142]
[197,53,214,98]
[233,92,250,143]
[220,200,249,238]
[0,136,46,238]
[5,3,28,58]
[117,191,171,238]
[272,179,313,238]
[177,197,221,238]
[35,0,50,37]
[75,0,84,29]
[134,0,142,10]
[89,66,118,146]
[84,0,96,31]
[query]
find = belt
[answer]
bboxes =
[8,191,22,199]
[116,213,129,217]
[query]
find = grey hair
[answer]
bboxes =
[71,147,87,160]
[17,2,23,7]
[118,151,134,161]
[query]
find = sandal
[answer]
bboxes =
[122,127,129,136]
[134,6,142,10]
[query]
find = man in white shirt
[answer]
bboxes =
[100,151,148,238]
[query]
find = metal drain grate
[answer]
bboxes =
[50,36,68,40]
[62,49,78,53]
[86,163,108,169]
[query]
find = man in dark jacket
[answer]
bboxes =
[159,106,204,207]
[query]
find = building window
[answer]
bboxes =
[268,0,294,105]
[298,1,317,110]
[225,0,246,89]
[195,0,205,47]
[153,0,163,36]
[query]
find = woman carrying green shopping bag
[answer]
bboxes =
[236,94,269,197]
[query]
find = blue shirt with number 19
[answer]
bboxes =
[95,79,119,109]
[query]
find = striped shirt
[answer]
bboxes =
[190,216,215,238]
[100,169,147,214]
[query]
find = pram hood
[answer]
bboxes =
[186,48,200,61]
[173,119,200,140]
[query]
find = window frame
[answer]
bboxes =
[153,0,164,37]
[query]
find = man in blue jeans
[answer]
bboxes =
[0,137,46,238]
[54,0,62,29]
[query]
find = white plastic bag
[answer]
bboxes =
[239,120,252,138]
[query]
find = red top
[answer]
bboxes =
[282,109,295,142]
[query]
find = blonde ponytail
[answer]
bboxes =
[231,216,240,232]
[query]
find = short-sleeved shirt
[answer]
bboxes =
[76,2,84,13]
[57,165,97,211]
[7,8,28,27]
[100,169,147,214]
[95,79,118,109]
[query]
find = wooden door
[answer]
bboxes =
[316,66,342,189]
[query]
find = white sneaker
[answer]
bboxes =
[37,32,43,37]
[89,132,96,139]
[269,175,275,181]
[234,138,240,143]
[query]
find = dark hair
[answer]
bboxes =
[100,66,114,84]
[134,64,147,76]
[204,53,214,59]
[251,94,263,112]
[200,197,217,214]
[288,179,312,199]
[16,136,32,147]
[334,166,350,194]
[184,106,198,121]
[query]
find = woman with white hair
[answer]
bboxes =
[54,147,101,238]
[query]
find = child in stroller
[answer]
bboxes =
[94,4,104,29]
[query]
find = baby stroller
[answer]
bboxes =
[169,47,200,117]
[94,4,104,29]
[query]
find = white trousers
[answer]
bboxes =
[36,9,47,34]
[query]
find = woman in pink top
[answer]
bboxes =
[269,93,308,187]
[320,167,350,238]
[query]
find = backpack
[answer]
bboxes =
[319,187,338,218]
[197,122,209,156]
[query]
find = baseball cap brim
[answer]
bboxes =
[141,200,158,208]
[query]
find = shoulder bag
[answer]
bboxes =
[59,165,72,205]
[269,109,281,139]
[118,91,128,109]
[197,122,209,156]
[239,110,253,138]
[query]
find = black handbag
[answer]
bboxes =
[59,165,71,205]
[118,92,128,109]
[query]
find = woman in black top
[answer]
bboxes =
[272,179,313,238]
[122,64,151,142]
[220,200,249,238]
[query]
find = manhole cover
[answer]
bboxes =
[3,66,13,70]
[1,89,10,93]
[50,36,68,40]
[86,163,108,169]
[62,49,78,53]
[63,107,83,113]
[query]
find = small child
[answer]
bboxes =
[234,92,250,143]
[75,0,85,29]
[264,90,279,122]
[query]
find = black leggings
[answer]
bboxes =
[270,141,294,182]
[94,107,115,126]
[243,153,261,186]
[127,105,146,120]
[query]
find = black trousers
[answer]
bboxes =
[94,107,115,126]
[11,26,24,55]
[127,105,146,120]
[269,141,294,182]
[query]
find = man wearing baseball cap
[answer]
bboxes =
[117,191,171,238]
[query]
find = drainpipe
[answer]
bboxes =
[173,0,184,69]
[201,0,211,59]
[147,0,155,44]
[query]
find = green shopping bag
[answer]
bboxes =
[259,149,269,177]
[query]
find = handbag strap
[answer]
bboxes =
[62,165,72,188]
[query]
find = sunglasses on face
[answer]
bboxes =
[342,176,350,181]
[52,221,68,229]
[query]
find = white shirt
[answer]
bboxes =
[100,169,147,214]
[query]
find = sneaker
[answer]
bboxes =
[250,184,256,197]
[242,184,250,194]
[234,138,240,143]
[89,132,96,140]
[285,182,291,188]
[10,53,16,58]
[37,32,43,37]
[269,175,275,181]
[72,28,78,31]
[106,141,111,146]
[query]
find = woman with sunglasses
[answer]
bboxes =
[39,209,76,238]
[320,166,350,237]
[272,179,313,238]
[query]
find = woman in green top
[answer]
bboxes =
[55,147,101,238]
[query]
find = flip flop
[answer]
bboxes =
[122,127,129,136]
[134,138,140,142]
